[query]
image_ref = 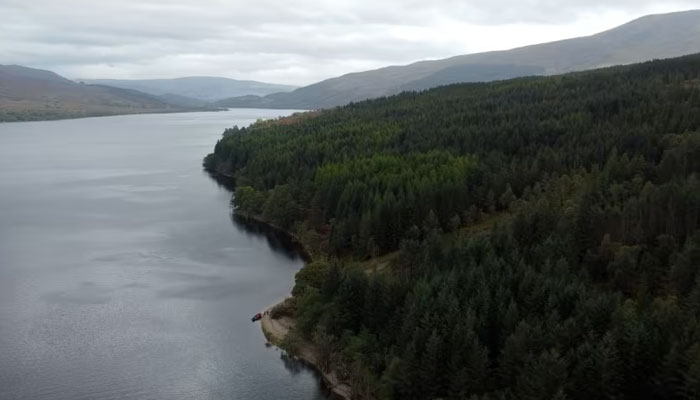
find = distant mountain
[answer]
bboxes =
[218,9,700,109]
[78,77,299,102]
[154,93,210,108]
[0,65,198,122]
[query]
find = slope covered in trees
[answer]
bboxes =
[205,54,700,399]
[0,65,200,122]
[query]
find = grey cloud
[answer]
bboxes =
[0,0,696,84]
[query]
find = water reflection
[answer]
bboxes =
[206,171,308,262]
[230,214,306,261]
[280,352,307,375]
[204,169,329,395]
[280,353,330,397]
[205,170,237,191]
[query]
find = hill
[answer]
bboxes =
[0,65,192,122]
[79,76,299,102]
[205,54,700,399]
[217,9,700,109]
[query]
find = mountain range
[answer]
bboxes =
[0,65,187,122]
[77,77,298,103]
[0,67,298,121]
[3,9,700,121]
[217,9,700,109]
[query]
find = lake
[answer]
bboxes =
[0,110,327,400]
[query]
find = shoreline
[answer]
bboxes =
[210,169,352,399]
[234,211,351,399]
[260,306,352,400]
[0,107,224,124]
[232,211,314,262]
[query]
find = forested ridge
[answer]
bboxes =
[205,54,700,399]
[0,109,164,122]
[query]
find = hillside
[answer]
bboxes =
[205,54,700,399]
[0,65,191,122]
[80,76,298,102]
[218,9,700,109]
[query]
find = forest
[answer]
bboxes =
[0,109,99,122]
[205,54,700,399]
[0,109,155,122]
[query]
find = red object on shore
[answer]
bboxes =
[251,313,262,322]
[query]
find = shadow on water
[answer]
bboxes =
[280,352,330,398]
[206,170,309,262]
[206,170,237,191]
[280,352,309,375]
[206,169,329,398]
[230,213,308,261]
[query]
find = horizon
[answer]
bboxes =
[2,1,698,86]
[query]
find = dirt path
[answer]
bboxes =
[260,314,293,345]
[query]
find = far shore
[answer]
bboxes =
[0,107,225,124]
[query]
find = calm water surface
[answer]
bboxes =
[0,110,326,400]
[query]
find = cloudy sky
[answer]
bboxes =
[1,0,698,85]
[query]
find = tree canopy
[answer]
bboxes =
[206,54,700,399]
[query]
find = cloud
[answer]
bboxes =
[0,0,697,85]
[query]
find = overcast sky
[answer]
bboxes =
[1,1,698,85]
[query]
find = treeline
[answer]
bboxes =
[0,109,134,122]
[205,54,700,399]
[0,107,204,123]
[0,109,97,122]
